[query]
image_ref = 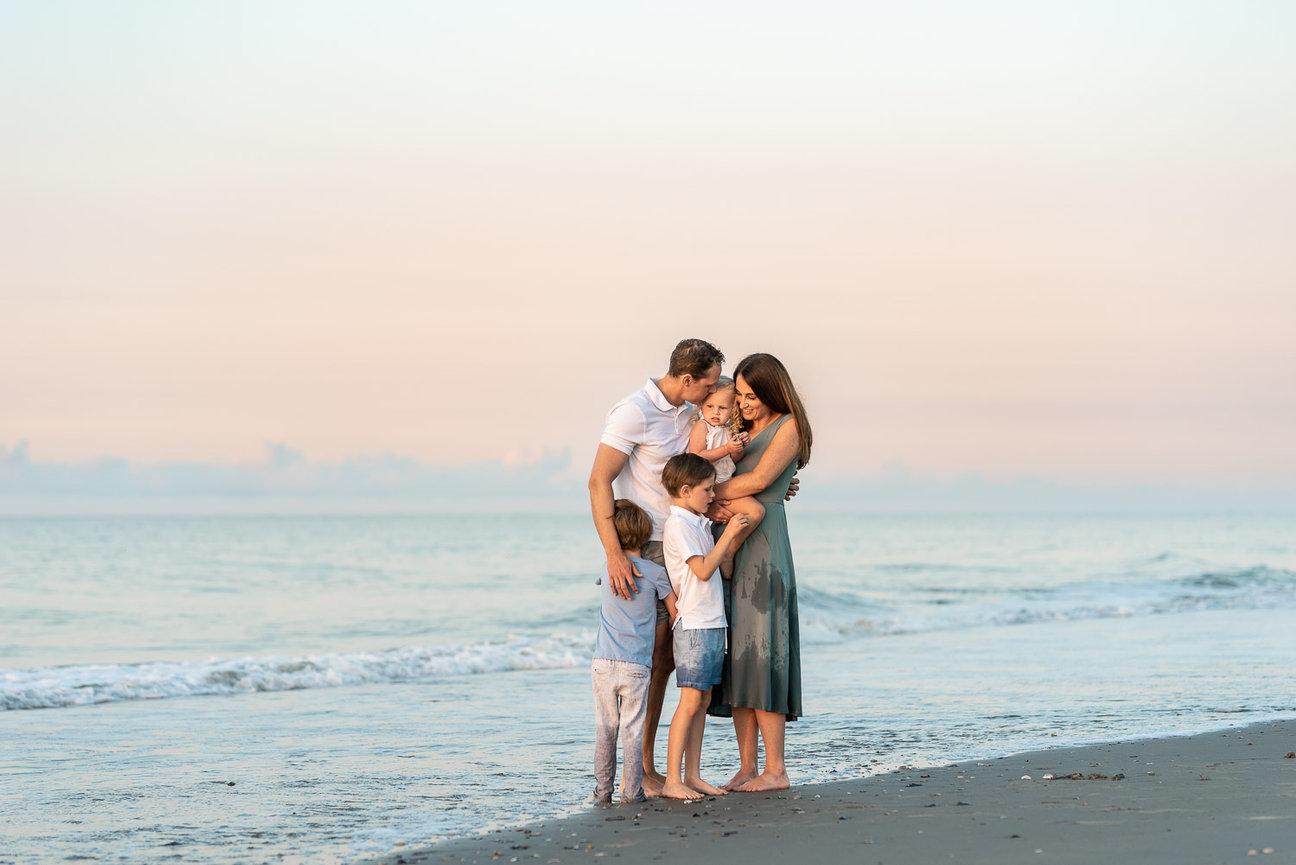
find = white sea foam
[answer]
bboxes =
[0,634,594,711]
[7,565,1289,710]
[797,564,1296,644]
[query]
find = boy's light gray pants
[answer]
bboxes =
[591,658,651,802]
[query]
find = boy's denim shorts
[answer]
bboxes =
[673,626,726,691]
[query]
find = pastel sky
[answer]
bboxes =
[4,1,1294,507]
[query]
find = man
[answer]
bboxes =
[588,338,724,796]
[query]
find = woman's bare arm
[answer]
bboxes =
[713,420,799,500]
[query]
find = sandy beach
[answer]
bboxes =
[362,720,1296,865]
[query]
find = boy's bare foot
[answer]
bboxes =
[684,776,728,796]
[721,769,756,790]
[735,770,790,792]
[662,778,704,800]
[642,771,666,798]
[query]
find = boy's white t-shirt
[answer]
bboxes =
[662,505,726,631]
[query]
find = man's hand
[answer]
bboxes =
[606,549,642,601]
[784,471,800,501]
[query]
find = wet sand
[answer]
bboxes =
[363,720,1296,865]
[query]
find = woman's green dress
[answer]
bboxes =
[710,413,801,721]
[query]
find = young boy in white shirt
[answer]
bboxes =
[659,453,749,800]
[592,500,678,803]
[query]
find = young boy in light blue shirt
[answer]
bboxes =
[592,499,678,803]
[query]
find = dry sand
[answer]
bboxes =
[363,721,1296,865]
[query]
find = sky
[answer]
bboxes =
[3,1,1294,511]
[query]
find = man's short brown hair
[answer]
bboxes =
[667,339,725,379]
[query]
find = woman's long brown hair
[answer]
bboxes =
[734,353,813,469]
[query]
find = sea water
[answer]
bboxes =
[2,512,1293,864]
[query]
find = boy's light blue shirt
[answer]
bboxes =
[593,555,673,667]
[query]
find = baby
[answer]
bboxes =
[689,377,764,576]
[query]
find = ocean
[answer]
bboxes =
[2,512,1293,864]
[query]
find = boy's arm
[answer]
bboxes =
[685,515,749,581]
[663,591,679,625]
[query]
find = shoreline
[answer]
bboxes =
[359,720,1296,865]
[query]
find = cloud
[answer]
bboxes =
[0,441,584,513]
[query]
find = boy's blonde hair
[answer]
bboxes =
[612,499,653,551]
[692,376,744,438]
[660,453,716,498]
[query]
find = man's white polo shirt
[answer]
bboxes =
[662,505,726,631]
[599,379,693,541]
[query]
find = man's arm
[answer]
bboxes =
[588,443,641,600]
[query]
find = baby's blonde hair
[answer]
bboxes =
[692,376,744,438]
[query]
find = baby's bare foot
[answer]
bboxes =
[662,779,704,800]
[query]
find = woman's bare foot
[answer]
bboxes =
[735,770,790,792]
[662,778,704,800]
[721,769,756,791]
[642,771,666,798]
[684,776,728,796]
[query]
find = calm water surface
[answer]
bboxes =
[2,512,1293,864]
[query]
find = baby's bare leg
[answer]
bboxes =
[720,498,765,578]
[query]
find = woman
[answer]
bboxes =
[708,353,813,792]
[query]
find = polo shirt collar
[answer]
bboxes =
[669,504,711,528]
[646,378,687,415]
